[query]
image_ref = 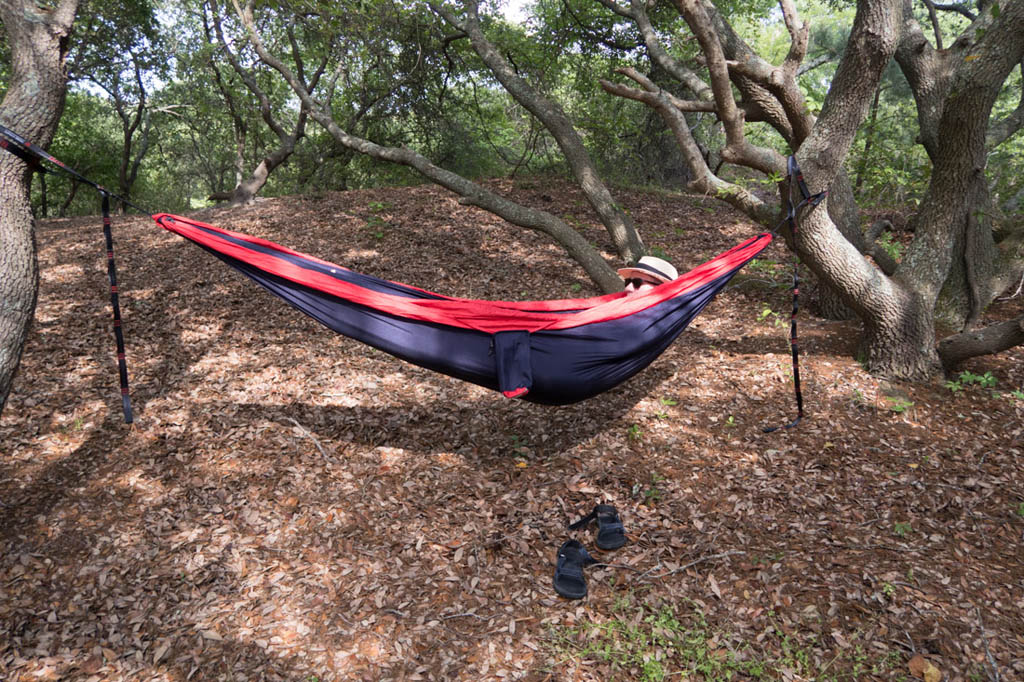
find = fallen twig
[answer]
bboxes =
[976,606,1001,682]
[638,550,745,580]
[286,417,332,460]
[441,612,489,621]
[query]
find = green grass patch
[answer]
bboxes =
[542,596,904,681]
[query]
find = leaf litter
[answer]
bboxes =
[1,178,1022,680]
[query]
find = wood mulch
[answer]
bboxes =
[1,178,1022,681]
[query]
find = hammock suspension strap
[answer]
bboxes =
[1,122,144,423]
[102,193,134,423]
[764,156,827,433]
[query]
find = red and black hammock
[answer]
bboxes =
[2,123,816,425]
[155,212,771,405]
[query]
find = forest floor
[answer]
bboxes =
[1,178,1022,682]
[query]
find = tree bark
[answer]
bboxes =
[938,315,1024,372]
[225,142,302,206]
[786,0,939,376]
[897,0,1024,326]
[0,0,79,417]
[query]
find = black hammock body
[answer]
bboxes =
[1,122,813,425]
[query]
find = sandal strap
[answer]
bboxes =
[569,505,624,534]
[556,562,585,579]
[567,510,596,531]
[557,544,597,578]
[598,521,624,534]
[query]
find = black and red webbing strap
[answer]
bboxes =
[763,156,827,433]
[0,133,43,169]
[1,122,140,423]
[101,194,134,423]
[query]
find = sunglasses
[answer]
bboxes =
[624,277,658,289]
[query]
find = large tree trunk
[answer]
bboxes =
[0,0,79,417]
[209,145,294,204]
[935,176,999,329]
[802,169,862,320]
[787,0,939,376]
[0,156,39,417]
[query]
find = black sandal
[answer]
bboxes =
[569,503,627,550]
[553,539,598,599]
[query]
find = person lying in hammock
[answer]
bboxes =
[618,255,679,293]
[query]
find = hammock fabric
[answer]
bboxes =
[154,213,772,404]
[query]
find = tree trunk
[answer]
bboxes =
[0,0,79,417]
[0,155,39,417]
[860,288,939,379]
[806,169,861,320]
[935,176,998,329]
[228,160,276,206]
[223,136,301,206]
[60,178,81,217]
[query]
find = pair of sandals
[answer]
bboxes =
[553,504,626,599]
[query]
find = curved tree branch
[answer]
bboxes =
[595,0,716,100]
[233,0,625,292]
[209,0,334,205]
[431,0,645,263]
[938,315,1024,371]
[986,59,1024,148]
[600,68,773,224]
[672,0,785,175]
[930,1,977,21]
[920,0,945,49]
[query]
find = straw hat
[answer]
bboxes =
[616,255,678,284]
